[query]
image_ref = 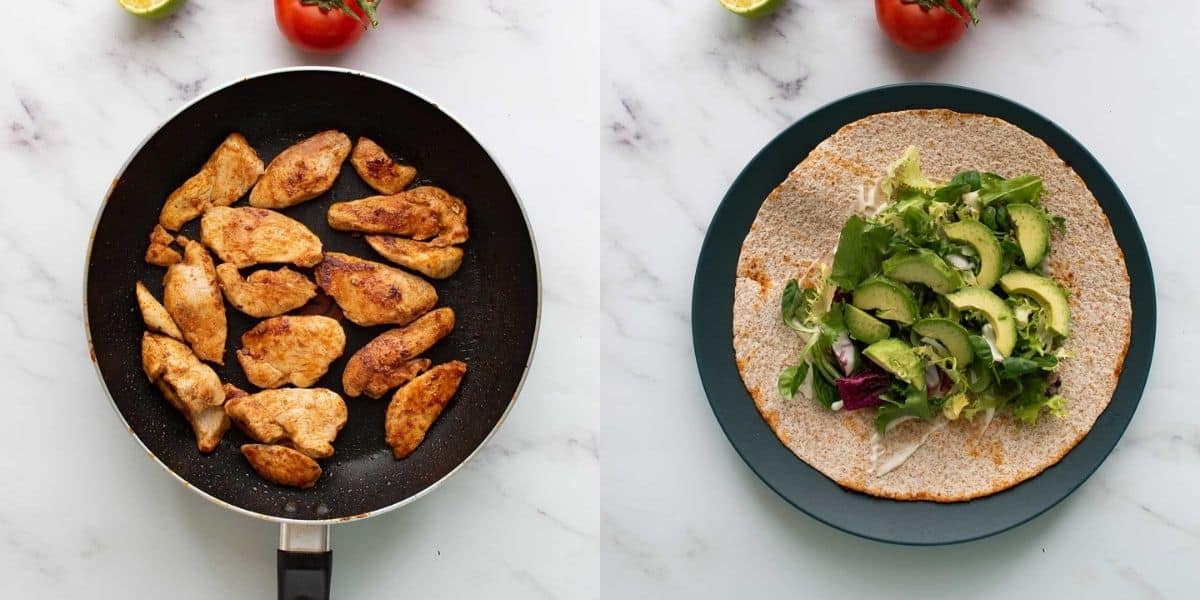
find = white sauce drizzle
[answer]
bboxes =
[870,418,948,477]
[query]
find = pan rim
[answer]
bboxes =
[82,66,542,525]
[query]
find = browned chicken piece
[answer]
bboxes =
[200,206,323,268]
[386,361,468,459]
[350,137,417,194]
[163,241,226,364]
[327,186,468,246]
[141,332,229,453]
[215,264,317,318]
[135,281,183,340]
[314,252,438,327]
[365,236,464,279]
[241,444,322,489]
[236,315,346,388]
[224,385,347,459]
[145,225,182,266]
[343,307,455,398]
[159,133,264,231]
[250,130,351,209]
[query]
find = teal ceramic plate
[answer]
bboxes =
[692,84,1155,545]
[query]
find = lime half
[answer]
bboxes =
[118,0,186,19]
[719,0,783,18]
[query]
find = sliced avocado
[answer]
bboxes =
[1000,271,1071,337]
[945,287,1017,356]
[863,338,925,391]
[912,318,974,367]
[844,304,891,344]
[1007,204,1050,267]
[882,250,965,294]
[943,219,1003,289]
[852,277,919,325]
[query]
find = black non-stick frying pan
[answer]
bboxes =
[84,68,540,599]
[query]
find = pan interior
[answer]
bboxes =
[86,71,538,521]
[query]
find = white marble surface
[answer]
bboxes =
[1,1,597,599]
[602,1,1199,598]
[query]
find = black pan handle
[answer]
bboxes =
[278,524,332,600]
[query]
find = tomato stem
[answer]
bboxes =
[300,0,380,29]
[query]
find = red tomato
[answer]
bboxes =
[875,0,969,52]
[275,0,368,55]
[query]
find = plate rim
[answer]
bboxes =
[691,83,1156,545]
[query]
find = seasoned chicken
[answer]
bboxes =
[145,225,182,267]
[241,444,322,489]
[386,361,468,459]
[314,252,438,327]
[236,315,346,388]
[343,307,454,398]
[350,137,417,194]
[216,264,317,318]
[159,133,264,231]
[250,130,351,209]
[163,241,226,364]
[141,332,229,453]
[327,186,468,246]
[224,385,347,459]
[135,281,183,340]
[366,236,464,279]
[200,206,322,268]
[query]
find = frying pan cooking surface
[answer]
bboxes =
[86,69,539,521]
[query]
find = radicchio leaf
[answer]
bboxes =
[834,362,892,410]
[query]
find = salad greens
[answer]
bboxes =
[778,147,1072,434]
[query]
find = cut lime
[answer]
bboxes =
[719,0,783,18]
[118,0,186,20]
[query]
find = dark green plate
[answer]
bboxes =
[692,84,1155,545]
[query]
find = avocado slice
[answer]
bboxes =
[852,277,920,325]
[943,219,1003,289]
[1000,271,1071,337]
[863,338,925,391]
[912,318,974,367]
[844,304,891,344]
[945,287,1017,356]
[1007,204,1050,268]
[882,250,965,294]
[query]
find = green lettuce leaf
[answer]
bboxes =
[979,173,1043,206]
[874,385,934,434]
[778,362,809,400]
[829,216,894,291]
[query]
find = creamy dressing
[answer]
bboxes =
[869,417,947,477]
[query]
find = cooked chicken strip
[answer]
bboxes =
[200,206,322,268]
[386,361,468,459]
[159,133,264,231]
[343,307,455,398]
[327,186,468,246]
[236,315,345,389]
[141,332,229,453]
[242,444,322,489]
[216,264,317,318]
[250,130,351,209]
[366,236,464,279]
[163,241,226,364]
[350,137,417,194]
[135,281,183,340]
[224,385,347,459]
[314,252,438,327]
[145,225,182,267]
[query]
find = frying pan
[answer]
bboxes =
[84,68,540,599]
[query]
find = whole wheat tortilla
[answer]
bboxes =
[733,110,1131,501]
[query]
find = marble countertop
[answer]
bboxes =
[4,0,1198,598]
[602,1,1198,598]
[1,1,597,598]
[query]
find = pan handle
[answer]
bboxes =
[277,523,332,600]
